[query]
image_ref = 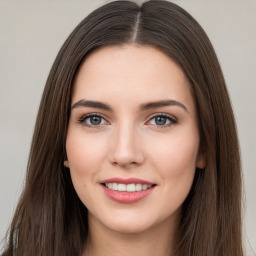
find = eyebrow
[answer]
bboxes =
[72,100,112,111]
[139,100,188,112]
[72,99,188,112]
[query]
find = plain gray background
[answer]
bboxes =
[0,0,255,254]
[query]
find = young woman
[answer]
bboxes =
[2,1,244,255]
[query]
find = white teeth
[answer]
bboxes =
[135,184,142,191]
[126,184,136,192]
[112,183,118,190]
[142,184,148,190]
[117,183,126,191]
[105,183,153,192]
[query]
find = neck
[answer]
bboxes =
[83,213,180,256]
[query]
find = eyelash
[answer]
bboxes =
[78,113,177,128]
[146,113,177,128]
[78,113,109,128]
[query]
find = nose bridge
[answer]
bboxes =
[109,119,144,166]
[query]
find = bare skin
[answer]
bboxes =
[83,210,180,256]
[66,45,206,256]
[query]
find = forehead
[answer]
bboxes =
[72,45,195,114]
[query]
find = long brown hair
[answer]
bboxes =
[2,1,243,255]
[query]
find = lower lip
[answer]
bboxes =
[102,185,155,203]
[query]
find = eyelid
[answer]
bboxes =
[145,113,178,126]
[78,113,110,127]
[77,112,177,128]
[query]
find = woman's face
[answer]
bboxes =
[66,45,205,234]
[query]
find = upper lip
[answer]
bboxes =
[100,177,155,185]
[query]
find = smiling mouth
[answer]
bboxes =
[102,183,156,192]
[100,179,157,203]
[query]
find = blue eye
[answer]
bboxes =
[79,114,108,127]
[148,114,177,127]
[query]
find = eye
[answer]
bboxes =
[147,114,177,127]
[78,113,109,127]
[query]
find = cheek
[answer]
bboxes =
[150,132,199,170]
[66,130,106,176]
[65,130,108,201]
[148,134,199,216]
[146,130,199,196]
[65,130,108,208]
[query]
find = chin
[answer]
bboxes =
[91,208,177,235]
[105,219,155,234]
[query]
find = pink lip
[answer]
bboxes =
[100,177,156,204]
[100,177,154,185]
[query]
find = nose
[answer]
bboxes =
[108,123,145,167]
